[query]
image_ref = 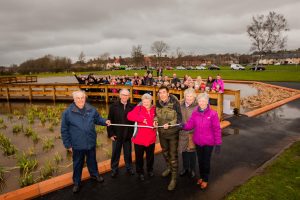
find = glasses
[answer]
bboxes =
[75,97,85,100]
[120,94,129,96]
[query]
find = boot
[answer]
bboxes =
[167,173,177,191]
[161,168,171,177]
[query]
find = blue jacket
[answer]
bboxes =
[61,103,106,150]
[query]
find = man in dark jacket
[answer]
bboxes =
[154,85,182,191]
[107,89,135,178]
[61,90,110,193]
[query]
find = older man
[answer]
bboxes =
[61,90,110,193]
[107,89,135,178]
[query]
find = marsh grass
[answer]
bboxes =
[0,133,17,156]
[16,152,38,172]
[12,124,23,134]
[53,152,63,164]
[19,168,34,187]
[24,127,34,137]
[39,160,58,181]
[42,137,55,152]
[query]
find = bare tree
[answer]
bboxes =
[176,47,184,58]
[99,52,110,61]
[131,45,144,67]
[247,11,289,66]
[151,41,169,66]
[78,51,86,64]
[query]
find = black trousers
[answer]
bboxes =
[72,147,99,186]
[182,151,196,171]
[134,143,155,174]
[196,145,214,182]
[111,140,132,172]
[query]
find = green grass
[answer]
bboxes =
[226,141,300,200]
[35,65,300,82]
[0,133,17,156]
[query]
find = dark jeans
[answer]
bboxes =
[134,143,155,174]
[72,147,99,186]
[182,151,196,171]
[196,145,214,182]
[111,140,132,172]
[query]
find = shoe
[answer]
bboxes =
[91,175,104,183]
[197,179,203,185]
[179,169,188,177]
[190,170,196,178]
[161,168,171,177]
[148,171,154,177]
[138,174,145,181]
[167,178,176,191]
[72,185,80,193]
[111,171,118,178]
[200,181,208,190]
[127,169,135,176]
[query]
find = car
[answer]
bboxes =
[148,66,156,70]
[125,67,133,70]
[175,66,186,70]
[165,66,174,70]
[186,66,195,70]
[208,64,220,70]
[250,65,266,71]
[195,66,206,70]
[230,64,245,70]
[274,62,281,66]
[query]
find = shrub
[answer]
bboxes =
[0,133,17,156]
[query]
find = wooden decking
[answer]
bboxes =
[0,76,37,84]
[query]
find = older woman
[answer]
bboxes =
[127,93,156,181]
[183,93,222,189]
[178,88,198,178]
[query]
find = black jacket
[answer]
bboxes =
[107,100,135,141]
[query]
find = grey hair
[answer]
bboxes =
[141,93,152,101]
[184,88,196,99]
[72,90,86,99]
[196,93,209,102]
[119,88,130,95]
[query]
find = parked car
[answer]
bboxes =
[208,64,220,70]
[195,66,206,70]
[274,62,281,66]
[125,67,133,70]
[176,66,186,70]
[250,65,266,71]
[165,66,174,70]
[230,64,245,70]
[186,66,195,70]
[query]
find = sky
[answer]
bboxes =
[0,0,299,66]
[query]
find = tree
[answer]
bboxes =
[151,41,169,66]
[247,11,289,66]
[78,51,86,64]
[99,52,110,61]
[131,45,144,67]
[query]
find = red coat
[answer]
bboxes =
[127,105,156,146]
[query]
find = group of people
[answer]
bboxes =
[73,72,225,93]
[61,85,222,193]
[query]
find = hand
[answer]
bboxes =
[67,147,73,153]
[153,121,158,128]
[163,123,169,129]
[106,120,111,126]
[110,136,117,141]
[143,119,147,124]
[214,145,221,154]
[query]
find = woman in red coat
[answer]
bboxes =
[127,93,156,181]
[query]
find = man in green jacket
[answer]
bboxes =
[154,85,182,191]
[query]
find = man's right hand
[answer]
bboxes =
[67,147,73,153]
[110,136,117,141]
[153,121,158,127]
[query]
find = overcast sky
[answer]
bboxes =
[0,0,299,66]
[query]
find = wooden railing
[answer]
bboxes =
[0,76,37,84]
[0,83,240,120]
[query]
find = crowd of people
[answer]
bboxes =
[73,72,225,93]
[61,86,222,194]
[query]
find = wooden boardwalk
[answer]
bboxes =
[0,76,37,84]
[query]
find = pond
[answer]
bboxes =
[0,101,111,194]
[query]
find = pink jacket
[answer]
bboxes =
[183,106,222,146]
[127,105,156,147]
[212,79,224,93]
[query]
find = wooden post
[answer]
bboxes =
[105,86,109,103]
[217,93,224,121]
[5,87,10,102]
[52,86,56,103]
[235,90,241,111]
[130,86,133,104]
[28,85,32,102]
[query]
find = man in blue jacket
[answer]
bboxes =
[61,90,111,193]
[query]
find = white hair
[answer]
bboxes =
[196,93,209,102]
[72,90,86,99]
[184,88,196,99]
[119,88,130,95]
[141,93,152,101]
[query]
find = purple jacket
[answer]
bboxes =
[212,79,224,93]
[183,106,222,146]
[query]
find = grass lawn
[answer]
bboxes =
[225,141,300,200]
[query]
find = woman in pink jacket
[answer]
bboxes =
[127,93,156,181]
[211,74,224,93]
[183,93,222,189]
